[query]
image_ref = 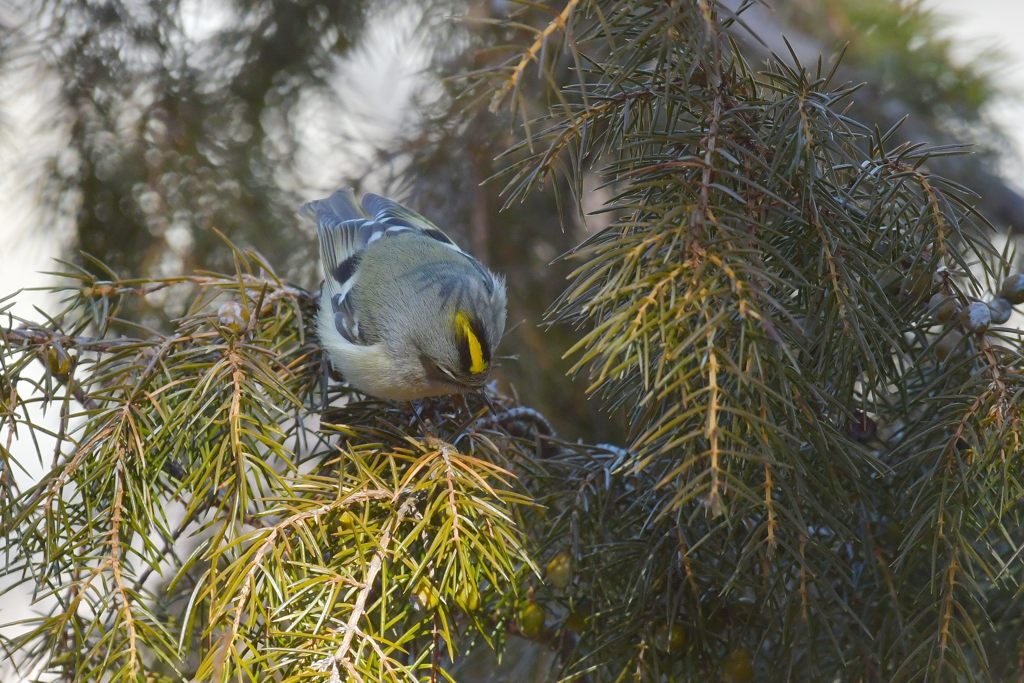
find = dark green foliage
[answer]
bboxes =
[477,0,1024,680]
[782,0,1000,116]
[767,0,1024,236]
[0,246,534,681]
[3,1,1024,682]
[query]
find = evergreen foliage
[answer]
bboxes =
[3,1,1024,681]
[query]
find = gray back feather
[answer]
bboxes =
[304,189,506,359]
[304,190,401,305]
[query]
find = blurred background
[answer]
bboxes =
[0,0,1023,677]
[1,0,1023,441]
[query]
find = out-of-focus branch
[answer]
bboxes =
[722,0,1024,235]
[1,326,142,354]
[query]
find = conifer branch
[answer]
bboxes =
[489,0,580,113]
[320,495,412,672]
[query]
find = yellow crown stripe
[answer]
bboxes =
[455,311,487,374]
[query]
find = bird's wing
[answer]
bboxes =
[304,190,470,345]
[303,190,388,345]
[305,190,403,291]
[360,193,464,253]
[303,189,372,285]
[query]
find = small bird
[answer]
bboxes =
[303,189,507,401]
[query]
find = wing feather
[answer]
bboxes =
[302,189,366,286]
[306,190,468,346]
[360,193,462,250]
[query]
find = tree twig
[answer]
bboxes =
[489,0,580,112]
[316,495,415,672]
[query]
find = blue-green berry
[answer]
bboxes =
[988,297,1012,325]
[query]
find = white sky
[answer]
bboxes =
[929,0,1024,188]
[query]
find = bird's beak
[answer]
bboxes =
[443,365,487,391]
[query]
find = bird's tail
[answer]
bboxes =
[300,188,363,222]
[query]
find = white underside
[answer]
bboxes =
[318,307,458,401]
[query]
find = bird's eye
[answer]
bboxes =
[421,354,457,382]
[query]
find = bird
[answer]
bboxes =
[303,189,507,401]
